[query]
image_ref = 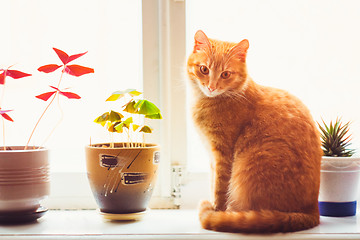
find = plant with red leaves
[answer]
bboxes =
[0,66,32,150]
[0,48,93,151]
[24,48,94,149]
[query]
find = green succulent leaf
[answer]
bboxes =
[318,118,355,157]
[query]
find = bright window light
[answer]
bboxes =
[186,0,360,172]
[0,0,142,172]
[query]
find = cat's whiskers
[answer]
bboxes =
[225,90,252,105]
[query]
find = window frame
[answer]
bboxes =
[46,0,187,209]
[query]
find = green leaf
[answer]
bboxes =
[145,112,162,119]
[140,125,152,133]
[109,110,123,122]
[107,123,117,132]
[106,93,123,102]
[132,124,140,131]
[134,100,160,115]
[123,117,133,128]
[94,112,109,126]
[114,122,124,133]
[123,100,137,113]
[125,89,142,97]
[106,89,142,102]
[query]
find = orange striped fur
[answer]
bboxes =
[187,30,322,233]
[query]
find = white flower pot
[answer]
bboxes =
[319,156,360,217]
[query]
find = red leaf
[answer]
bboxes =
[38,64,62,73]
[47,86,80,99]
[0,109,13,114]
[64,65,94,77]
[53,48,69,65]
[0,109,14,122]
[67,51,87,64]
[36,91,57,101]
[59,91,81,99]
[6,69,32,79]
[49,85,60,91]
[0,72,5,85]
[0,113,13,122]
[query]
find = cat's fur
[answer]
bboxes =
[187,30,322,233]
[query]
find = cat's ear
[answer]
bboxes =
[230,39,249,62]
[194,30,211,53]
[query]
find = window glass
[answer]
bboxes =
[186,0,360,172]
[0,0,142,172]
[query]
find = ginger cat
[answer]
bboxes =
[187,30,322,233]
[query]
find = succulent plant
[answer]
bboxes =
[318,118,355,157]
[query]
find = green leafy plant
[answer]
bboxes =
[318,118,355,157]
[94,89,162,148]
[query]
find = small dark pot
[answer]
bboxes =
[85,143,160,214]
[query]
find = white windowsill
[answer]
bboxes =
[1,209,360,240]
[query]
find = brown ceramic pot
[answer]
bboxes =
[85,143,160,214]
[0,146,50,213]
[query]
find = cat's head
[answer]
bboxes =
[187,30,249,98]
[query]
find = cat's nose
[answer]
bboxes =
[208,86,216,92]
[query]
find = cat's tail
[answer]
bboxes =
[199,201,319,233]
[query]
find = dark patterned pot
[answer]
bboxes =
[85,143,160,215]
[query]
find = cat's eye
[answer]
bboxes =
[221,71,231,79]
[199,65,209,75]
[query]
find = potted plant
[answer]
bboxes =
[86,89,161,221]
[318,118,360,217]
[0,49,93,223]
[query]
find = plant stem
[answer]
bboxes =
[56,67,66,89]
[126,128,133,148]
[25,92,57,150]
[110,133,114,148]
[25,67,66,150]
[142,133,145,148]
[38,91,64,148]
[0,83,6,150]
[0,84,5,107]
[122,98,134,109]
[2,118,5,151]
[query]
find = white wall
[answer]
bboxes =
[0,0,142,172]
